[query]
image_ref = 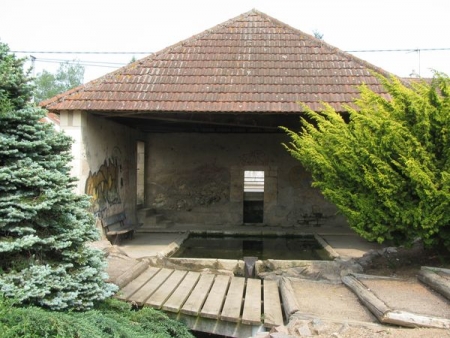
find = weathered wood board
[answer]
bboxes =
[221,277,245,322]
[146,270,187,308]
[163,271,201,313]
[129,268,173,304]
[117,267,161,300]
[263,279,283,327]
[201,275,231,319]
[116,267,285,328]
[242,278,262,325]
[181,274,215,316]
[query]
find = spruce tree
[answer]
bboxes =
[283,74,450,248]
[0,42,116,310]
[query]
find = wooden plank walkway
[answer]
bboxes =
[116,267,284,328]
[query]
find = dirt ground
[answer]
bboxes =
[286,243,450,338]
[361,241,450,279]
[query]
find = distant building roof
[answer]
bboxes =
[42,9,390,114]
[40,112,60,131]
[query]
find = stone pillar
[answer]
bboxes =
[264,166,278,225]
[229,166,244,224]
[60,110,88,195]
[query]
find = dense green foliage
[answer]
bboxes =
[283,74,450,247]
[0,42,116,309]
[0,297,194,338]
[34,61,84,103]
[0,43,34,109]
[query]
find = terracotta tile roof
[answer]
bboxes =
[42,9,390,114]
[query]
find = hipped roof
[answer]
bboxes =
[42,9,390,114]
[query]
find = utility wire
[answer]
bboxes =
[36,58,126,68]
[347,47,450,53]
[12,48,450,54]
[12,51,154,55]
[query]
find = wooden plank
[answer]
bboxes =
[129,268,174,305]
[117,266,160,300]
[181,274,215,316]
[200,275,231,319]
[163,271,201,313]
[242,278,262,325]
[263,279,283,327]
[220,277,245,323]
[146,270,188,309]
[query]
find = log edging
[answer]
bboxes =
[342,274,450,329]
[418,266,450,301]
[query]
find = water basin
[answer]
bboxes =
[170,233,331,260]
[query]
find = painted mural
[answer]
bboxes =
[85,156,122,212]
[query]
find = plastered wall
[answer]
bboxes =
[60,111,144,222]
[146,133,346,227]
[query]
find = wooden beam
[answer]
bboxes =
[343,274,450,329]
[418,267,450,301]
[341,275,389,321]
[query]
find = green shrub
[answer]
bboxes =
[283,73,450,247]
[0,297,194,338]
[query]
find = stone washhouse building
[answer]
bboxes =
[42,9,391,230]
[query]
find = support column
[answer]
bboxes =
[229,166,244,224]
[60,110,88,195]
[264,166,278,225]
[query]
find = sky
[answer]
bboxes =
[1,0,450,83]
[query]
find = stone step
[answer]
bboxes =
[136,217,173,231]
[137,207,157,218]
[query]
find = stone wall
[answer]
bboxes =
[146,133,345,227]
[61,113,346,228]
[60,111,144,222]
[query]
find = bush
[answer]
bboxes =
[0,297,194,338]
[283,73,450,247]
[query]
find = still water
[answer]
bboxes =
[171,234,331,260]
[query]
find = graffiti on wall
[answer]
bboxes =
[85,155,122,212]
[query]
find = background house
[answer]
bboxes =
[42,9,390,229]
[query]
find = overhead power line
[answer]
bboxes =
[11,48,450,55]
[36,58,127,68]
[347,47,450,53]
[12,51,154,55]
